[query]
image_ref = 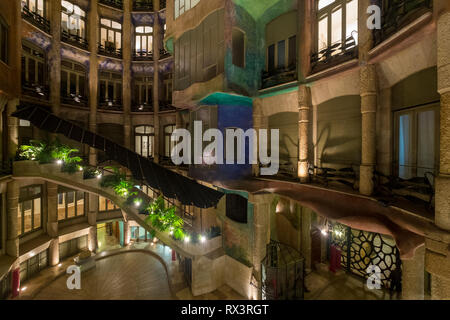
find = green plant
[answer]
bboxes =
[144,196,185,240]
[18,139,82,167]
[100,166,137,198]
[50,139,82,164]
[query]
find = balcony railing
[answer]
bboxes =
[132,102,154,112]
[261,64,297,89]
[159,101,175,112]
[159,48,171,59]
[21,82,49,100]
[310,36,358,73]
[133,0,154,11]
[373,0,433,46]
[99,0,123,10]
[98,99,123,111]
[133,49,153,61]
[61,93,88,107]
[21,6,50,33]
[61,30,89,50]
[98,43,123,58]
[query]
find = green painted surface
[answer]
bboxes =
[165,37,174,54]
[233,0,286,21]
[200,92,253,107]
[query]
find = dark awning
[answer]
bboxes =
[12,105,224,208]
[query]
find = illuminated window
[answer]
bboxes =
[61,60,87,105]
[57,186,85,221]
[61,1,86,39]
[99,71,123,109]
[316,0,358,57]
[133,76,153,108]
[135,26,153,58]
[99,18,122,56]
[174,0,200,19]
[135,125,154,158]
[21,0,47,18]
[17,185,43,237]
[21,42,46,91]
[99,196,119,212]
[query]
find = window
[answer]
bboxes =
[133,76,153,110]
[19,249,48,283]
[314,0,358,65]
[61,60,87,106]
[17,185,43,237]
[174,0,200,19]
[395,105,439,180]
[226,193,247,223]
[57,186,85,221]
[99,71,123,110]
[21,0,50,33]
[0,16,8,64]
[21,42,47,97]
[59,236,87,260]
[232,28,245,68]
[99,18,122,57]
[164,124,176,158]
[162,73,173,104]
[99,196,119,212]
[61,1,87,47]
[135,126,154,158]
[134,26,153,59]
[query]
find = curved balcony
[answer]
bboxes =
[133,0,154,11]
[21,5,50,34]
[98,98,123,111]
[133,49,153,61]
[61,92,88,108]
[310,36,358,74]
[98,43,123,59]
[21,82,50,100]
[61,31,89,51]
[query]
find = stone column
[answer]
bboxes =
[49,0,62,115]
[249,194,272,300]
[425,237,450,300]
[153,4,161,163]
[87,193,98,252]
[298,85,311,182]
[6,181,19,258]
[252,98,263,177]
[122,0,132,149]
[88,0,99,165]
[435,7,450,230]
[402,245,425,300]
[46,182,59,266]
[123,220,131,246]
[359,65,377,196]
[7,99,19,161]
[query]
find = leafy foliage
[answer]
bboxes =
[100,166,138,198]
[18,139,82,167]
[144,196,185,240]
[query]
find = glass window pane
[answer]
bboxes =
[136,35,141,51]
[318,17,328,51]
[106,199,115,211]
[23,200,32,233]
[101,28,107,45]
[101,18,111,27]
[398,114,413,179]
[142,35,147,51]
[319,0,335,10]
[108,30,115,45]
[277,40,285,68]
[33,198,41,229]
[116,32,122,50]
[135,126,145,134]
[135,136,142,155]
[346,0,358,45]
[67,192,75,218]
[142,135,148,157]
[112,21,121,30]
[331,8,342,46]
[136,26,144,33]
[17,204,22,236]
[58,193,66,220]
[76,191,84,216]
[62,13,69,31]
[99,196,106,211]
[70,73,76,94]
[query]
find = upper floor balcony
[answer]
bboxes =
[310,36,358,74]
[61,30,89,51]
[373,0,433,47]
[21,5,50,34]
[133,49,153,61]
[98,42,123,59]
[133,0,154,11]
[21,82,50,100]
[99,0,123,10]
[261,64,297,89]
[159,48,171,59]
[98,98,123,111]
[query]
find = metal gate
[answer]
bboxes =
[329,222,402,290]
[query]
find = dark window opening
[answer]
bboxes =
[226,193,248,224]
[232,28,245,68]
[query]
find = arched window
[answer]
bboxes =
[99,18,122,57]
[174,0,200,19]
[61,1,87,48]
[134,26,153,59]
[164,124,176,158]
[135,125,154,158]
[21,42,48,98]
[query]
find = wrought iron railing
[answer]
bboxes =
[21,82,50,100]
[132,102,154,112]
[261,64,297,89]
[133,49,153,61]
[98,43,123,58]
[133,0,154,11]
[61,93,88,107]
[373,0,433,46]
[21,6,50,33]
[310,36,358,73]
[99,0,123,10]
[159,48,171,59]
[98,99,123,111]
[61,30,88,50]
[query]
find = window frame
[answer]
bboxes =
[393,103,440,180]
[17,185,43,238]
[57,186,86,221]
[21,41,47,91]
[135,125,155,158]
[174,0,200,19]
[98,71,123,109]
[98,196,120,212]
[164,124,176,158]
[134,25,154,59]
[61,1,87,39]
[61,59,88,105]
[99,18,123,57]
[21,0,48,19]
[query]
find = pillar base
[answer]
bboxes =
[6,238,19,258]
[359,164,374,196]
[298,161,309,183]
[48,238,60,267]
[435,174,450,231]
